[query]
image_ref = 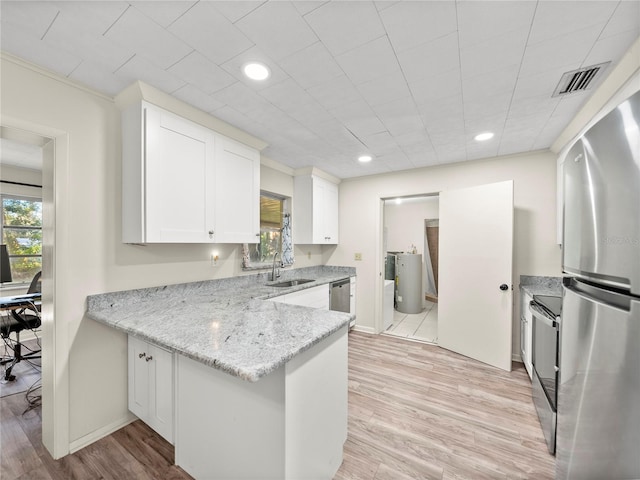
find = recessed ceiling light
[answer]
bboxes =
[358,155,372,163]
[243,62,270,81]
[474,132,494,142]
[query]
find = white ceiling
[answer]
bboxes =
[0,138,43,171]
[1,1,638,179]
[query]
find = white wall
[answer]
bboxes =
[0,54,325,455]
[328,151,562,353]
[384,196,439,254]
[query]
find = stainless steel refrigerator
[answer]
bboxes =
[559,90,640,480]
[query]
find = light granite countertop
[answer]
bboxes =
[520,275,563,297]
[86,266,355,382]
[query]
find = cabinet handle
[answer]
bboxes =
[138,352,146,359]
[208,230,214,238]
[255,233,260,237]
[145,355,153,362]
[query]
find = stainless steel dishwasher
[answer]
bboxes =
[329,278,350,313]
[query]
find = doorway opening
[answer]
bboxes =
[380,194,439,344]
[0,125,57,454]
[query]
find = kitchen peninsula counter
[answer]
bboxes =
[86,265,355,480]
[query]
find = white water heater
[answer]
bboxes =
[396,253,422,314]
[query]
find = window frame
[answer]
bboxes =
[1,193,43,285]
[242,191,291,270]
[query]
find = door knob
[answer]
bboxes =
[499,284,509,291]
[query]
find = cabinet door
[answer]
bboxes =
[148,343,174,443]
[286,284,329,309]
[145,105,215,243]
[128,336,174,444]
[323,181,339,244]
[312,177,339,244]
[214,135,260,243]
[128,336,150,421]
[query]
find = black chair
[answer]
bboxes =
[1,271,42,381]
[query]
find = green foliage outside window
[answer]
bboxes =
[2,197,42,283]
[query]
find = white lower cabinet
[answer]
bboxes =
[268,284,329,309]
[175,325,348,480]
[520,289,533,379]
[128,335,174,443]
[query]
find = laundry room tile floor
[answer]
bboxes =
[384,301,438,344]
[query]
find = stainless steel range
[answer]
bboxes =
[530,294,562,455]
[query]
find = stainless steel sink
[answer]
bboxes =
[268,279,314,287]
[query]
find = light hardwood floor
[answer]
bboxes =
[1,331,554,479]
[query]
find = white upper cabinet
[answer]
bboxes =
[294,175,339,244]
[121,101,259,244]
[213,134,260,244]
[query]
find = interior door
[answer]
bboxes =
[438,180,514,371]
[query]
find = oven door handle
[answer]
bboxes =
[530,303,559,328]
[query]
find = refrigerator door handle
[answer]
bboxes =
[564,278,633,312]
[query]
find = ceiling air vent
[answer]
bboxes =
[552,62,610,97]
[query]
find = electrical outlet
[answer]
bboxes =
[354,253,362,261]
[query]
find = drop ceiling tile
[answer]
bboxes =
[43,13,135,73]
[211,1,265,23]
[519,24,604,78]
[459,32,526,79]
[600,1,640,39]
[172,84,226,114]
[464,93,511,122]
[456,1,536,49]
[220,46,289,91]
[259,78,334,124]
[214,82,275,115]
[396,32,459,84]
[461,65,519,104]
[1,1,60,39]
[408,69,462,105]
[130,1,196,28]
[279,42,343,90]
[306,75,363,111]
[168,2,253,65]
[293,1,328,16]
[528,1,618,46]
[104,6,192,70]
[357,70,412,108]
[417,94,464,122]
[379,1,457,53]
[115,55,186,94]
[235,2,318,61]
[394,130,431,148]
[465,112,508,136]
[361,131,397,153]
[49,1,130,34]
[0,24,81,77]
[68,59,131,96]
[304,1,386,56]
[336,35,401,85]
[513,64,579,102]
[375,2,401,12]
[583,30,639,68]
[508,96,561,120]
[168,51,236,95]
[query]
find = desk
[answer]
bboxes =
[0,293,41,311]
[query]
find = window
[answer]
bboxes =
[243,192,292,269]
[1,195,42,284]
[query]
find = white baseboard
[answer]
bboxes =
[350,324,376,334]
[69,413,136,454]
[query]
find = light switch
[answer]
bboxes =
[354,253,362,261]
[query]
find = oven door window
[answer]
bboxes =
[532,312,559,411]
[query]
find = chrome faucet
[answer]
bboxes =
[271,252,281,281]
